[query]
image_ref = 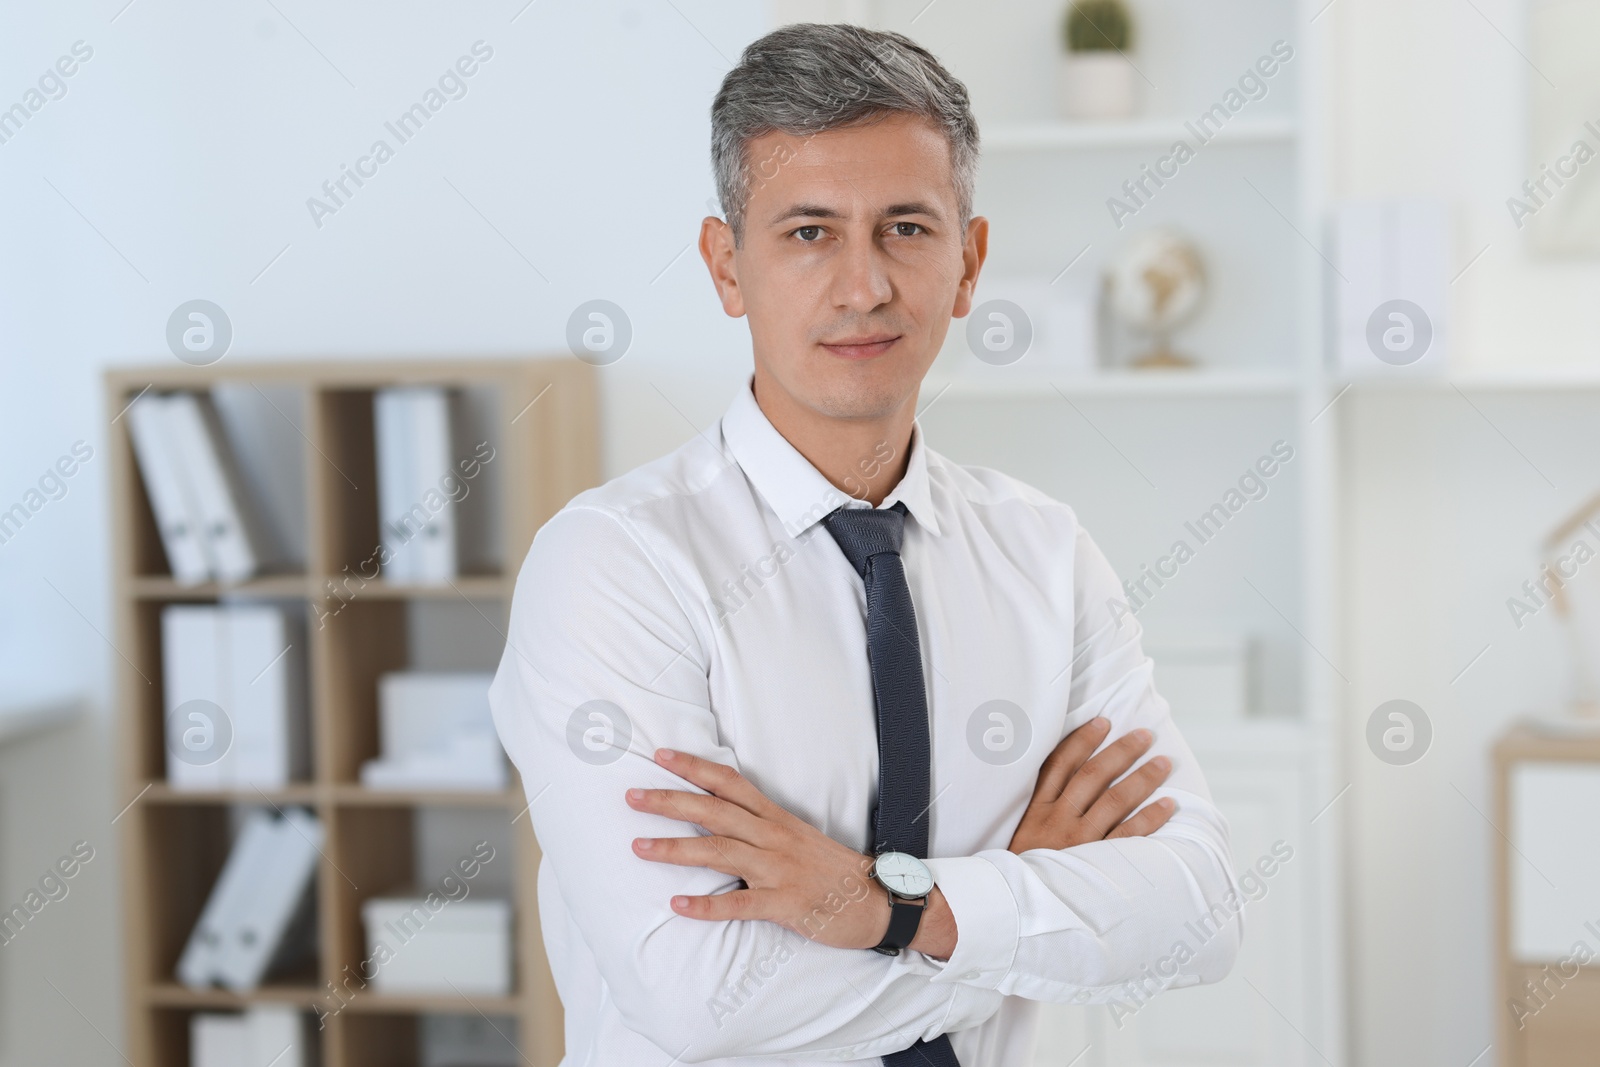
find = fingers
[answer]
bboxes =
[1060,727,1155,815]
[1028,717,1111,805]
[1083,754,1171,837]
[1107,796,1177,840]
[632,831,758,880]
[627,785,775,847]
[652,748,792,825]
[668,886,782,921]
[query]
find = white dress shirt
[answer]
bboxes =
[489,377,1242,1066]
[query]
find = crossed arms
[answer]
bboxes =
[487,506,1242,1062]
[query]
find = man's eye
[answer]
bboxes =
[794,226,823,242]
[890,222,924,237]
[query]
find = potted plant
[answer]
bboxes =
[1059,0,1138,120]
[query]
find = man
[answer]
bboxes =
[489,22,1240,1066]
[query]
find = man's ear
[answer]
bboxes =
[699,215,746,318]
[951,214,990,319]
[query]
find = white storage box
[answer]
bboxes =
[362,895,512,995]
[360,671,506,790]
[376,672,494,759]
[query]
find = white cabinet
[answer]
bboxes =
[1508,761,1600,964]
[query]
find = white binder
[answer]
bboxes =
[176,809,278,988]
[375,387,457,584]
[164,392,264,584]
[126,395,211,584]
[163,604,307,790]
[407,388,457,583]
[162,605,232,789]
[218,808,322,992]
[375,387,416,583]
[228,606,308,788]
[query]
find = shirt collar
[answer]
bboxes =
[720,376,942,540]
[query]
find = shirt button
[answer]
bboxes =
[962,970,980,980]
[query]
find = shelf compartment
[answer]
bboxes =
[130,802,322,991]
[311,384,510,584]
[110,381,312,583]
[123,595,320,786]
[322,803,524,1037]
[146,1004,324,1067]
[313,597,410,785]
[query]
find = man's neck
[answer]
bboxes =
[750,368,915,508]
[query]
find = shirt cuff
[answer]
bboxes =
[921,853,1020,990]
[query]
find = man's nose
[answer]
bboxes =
[829,233,893,313]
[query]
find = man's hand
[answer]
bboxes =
[1008,717,1175,854]
[627,748,901,952]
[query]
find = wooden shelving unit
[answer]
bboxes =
[107,359,598,1067]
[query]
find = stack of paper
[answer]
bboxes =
[162,604,308,789]
[375,387,458,584]
[360,672,506,791]
[191,1006,311,1067]
[177,808,322,993]
[126,391,273,584]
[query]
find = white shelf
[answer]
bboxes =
[983,114,1298,152]
[1335,368,1600,391]
[922,368,1302,399]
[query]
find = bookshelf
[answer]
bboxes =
[107,359,599,1067]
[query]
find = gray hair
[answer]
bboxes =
[710,23,979,244]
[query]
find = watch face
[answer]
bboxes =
[874,851,934,899]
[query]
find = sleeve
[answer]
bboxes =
[918,520,1244,1004]
[488,506,1004,1063]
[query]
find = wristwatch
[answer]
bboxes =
[869,851,934,956]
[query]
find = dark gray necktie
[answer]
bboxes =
[822,501,960,1067]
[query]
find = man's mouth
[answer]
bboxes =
[819,335,901,360]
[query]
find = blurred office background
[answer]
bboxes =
[4,0,1600,1064]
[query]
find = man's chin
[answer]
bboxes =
[801,374,922,421]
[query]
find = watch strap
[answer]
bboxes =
[872,894,925,956]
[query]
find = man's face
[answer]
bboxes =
[701,112,987,421]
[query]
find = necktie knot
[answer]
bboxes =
[821,501,908,578]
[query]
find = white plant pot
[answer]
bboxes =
[1058,51,1137,120]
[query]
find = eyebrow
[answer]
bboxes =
[767,200,946,226]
